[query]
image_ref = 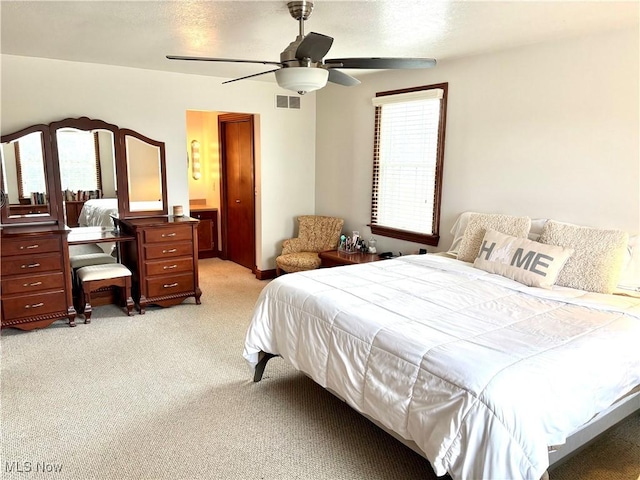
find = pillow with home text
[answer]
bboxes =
[473,229,574,288]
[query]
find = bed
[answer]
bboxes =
[78,198,119,228]
[77,198,164,228]
[243,215,640,480]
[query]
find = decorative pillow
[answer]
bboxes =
[473,230,574,288]
[538,220,629,294]
[617,235,640,292]
[457,213,531,262]
[528,218,548,241]
[447,211,477,257]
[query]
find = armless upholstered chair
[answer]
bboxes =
[275,215,344,275]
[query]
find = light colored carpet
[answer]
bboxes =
[1,258,638,480]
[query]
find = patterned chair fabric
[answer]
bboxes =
[276,215,344,275]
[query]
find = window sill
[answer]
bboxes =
[370,225,439,247]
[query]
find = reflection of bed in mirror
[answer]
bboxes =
[78,198,165,229]
[78,198,118,228]
[76,198,118,254]
[77,198,164,254]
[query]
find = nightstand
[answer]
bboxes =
[319,250,381,268]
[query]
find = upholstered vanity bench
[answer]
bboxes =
[76,263,134,321]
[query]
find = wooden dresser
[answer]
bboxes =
[114,216,201,313]
[1,224,76,329]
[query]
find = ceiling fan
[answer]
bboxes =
[167,0,436,95]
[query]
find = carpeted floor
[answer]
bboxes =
[1,258,638,480]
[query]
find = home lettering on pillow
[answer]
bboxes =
[473,229,574,288]
[478,240,555,277]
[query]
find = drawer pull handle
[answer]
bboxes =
[162,249,177,254]
[161,233,177,238]
[23,281,43,287]
[21,263,41,269]
[163,264,178,270]
[20,244,39,250]
[25,302,44,309]
[163,282,179,288]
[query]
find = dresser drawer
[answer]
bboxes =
[1,236,61,257]
[144,257,194,277]
[144,226,192,244]
[1,253,63,276]
[2,290,67,320]
[1,272,65,295]
[144,242,193,260]
[146,272,194,298]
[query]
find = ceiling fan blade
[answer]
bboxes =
[295,32,334,62]
[327,69,361,87]
[167,55,282,66]
[221,68,281,84]
[324,57,437,69]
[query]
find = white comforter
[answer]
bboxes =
[243,254,640,480]
[78,198,118,227]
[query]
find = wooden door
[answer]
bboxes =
[219,114,255,271]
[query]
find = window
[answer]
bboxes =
[370,83,448,246]
[57,129,102,192]
[15,132,47,199]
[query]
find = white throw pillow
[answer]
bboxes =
[473,230,574,288]
[457,213,531,263]
[617,235,640,293]
[538,220,629,294]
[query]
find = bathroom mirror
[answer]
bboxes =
[0,124,61,224]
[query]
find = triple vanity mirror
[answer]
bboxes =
[0,117,167,226]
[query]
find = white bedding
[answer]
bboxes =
[78,198,118,228]
[243,254,640,480]
[78,198,164,228]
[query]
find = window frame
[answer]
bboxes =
[369,82,448,247]
[56,129,103,193]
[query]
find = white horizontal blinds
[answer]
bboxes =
[57,129,100,191]
[17,132,47,198]
[371,88,443,235]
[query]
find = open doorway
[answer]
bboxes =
[186,110,257,272]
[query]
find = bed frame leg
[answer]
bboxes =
[253,352,277,382]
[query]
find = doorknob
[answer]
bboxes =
[235,200,241,203]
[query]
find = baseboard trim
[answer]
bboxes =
[255,269,277,280]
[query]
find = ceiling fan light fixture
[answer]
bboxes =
[275,67,328,95]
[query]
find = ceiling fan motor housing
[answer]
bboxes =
[287,1,314,21]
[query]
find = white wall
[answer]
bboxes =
[316,28,640,254]
[1,55,317,271]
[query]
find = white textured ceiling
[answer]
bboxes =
[1,1,638,83]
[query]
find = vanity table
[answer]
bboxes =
[67,226,135,246]
[1,116,200,330]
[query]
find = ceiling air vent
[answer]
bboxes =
[275,95,301,109]
[276,95,289,109]
[288,96,301,109]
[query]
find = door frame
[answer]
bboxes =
[218,113,256,272]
